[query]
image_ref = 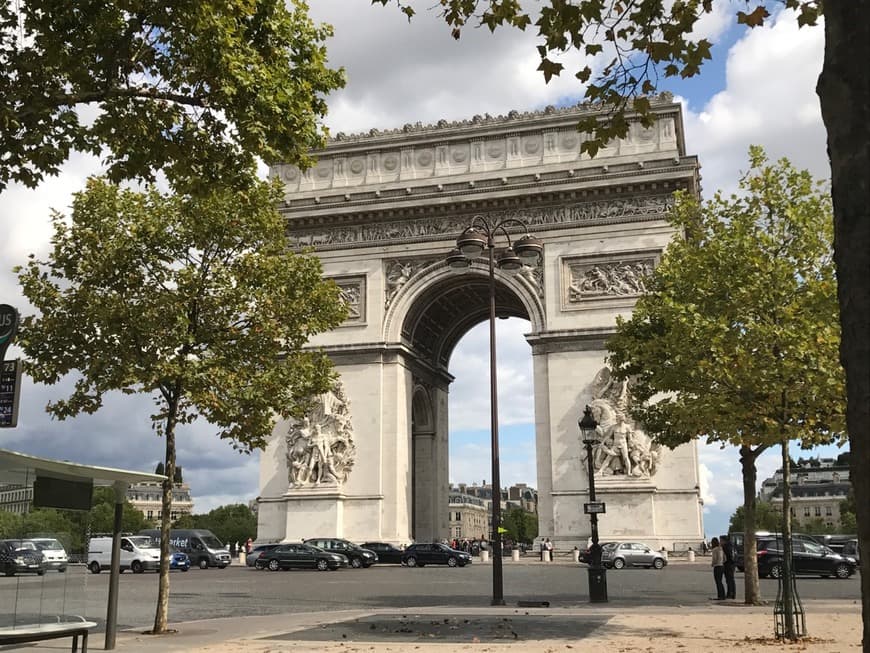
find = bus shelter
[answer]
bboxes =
[0,447,165,649]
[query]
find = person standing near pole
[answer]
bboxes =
[710,537,726,600]
[721,534,736,600]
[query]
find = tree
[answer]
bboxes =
[729,502,783,534]
[0,0,344,192]
[606,149,846,619]
[502,507,538,544]
[85,487,150,539]
[181,504,257,548]
[15,176,347,633]
[382,2,870,646]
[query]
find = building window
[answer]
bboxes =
[455,512,462,521]
[147,511,153,520]
[804,507,811,517]
[825,506,832,516]
[814,506,821,517]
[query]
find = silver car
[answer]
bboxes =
[602,541,668,570]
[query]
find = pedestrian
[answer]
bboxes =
[540,538,546,561]
[245,537,253,555]
[547,538,554,560]
[721,534,736,599]
[710,537,725,600]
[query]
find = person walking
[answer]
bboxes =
[710,537,726,600]
[721,534,737,599]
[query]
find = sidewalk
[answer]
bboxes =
[89,601,862,653]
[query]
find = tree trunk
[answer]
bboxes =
[817,3,870,651]
[739,444,764,605]
[151,394,179,634]
[780,441,796,640]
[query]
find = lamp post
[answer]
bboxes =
[446,216,542,606]
[579,405,608,603]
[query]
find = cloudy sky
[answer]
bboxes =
[0,1,845,539]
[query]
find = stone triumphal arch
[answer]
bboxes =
[257,96,705,549]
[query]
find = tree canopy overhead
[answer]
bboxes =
[0,0,345,191]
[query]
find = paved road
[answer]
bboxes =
[3,559,859,633]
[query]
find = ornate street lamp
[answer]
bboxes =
[579,405,608,603]
[446,216,542,607]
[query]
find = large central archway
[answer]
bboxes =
[256,98,705,550]
[395,264,539,541]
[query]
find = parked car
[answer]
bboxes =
[255,543,348,571]
[304,538,377,568]
[601,541,667,570]
[840,539,860,563]
[27,538,68,572]
[246,543,282,568]
[729,531,820,571]
[756,536,857,579]
[0,540,46,577]
[360,542,404,564]
[401,543,473,568]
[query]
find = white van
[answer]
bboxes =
[88,535,161,574]
[27,538,69,572]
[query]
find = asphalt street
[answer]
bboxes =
[2,559,860,634]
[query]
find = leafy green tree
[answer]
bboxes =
[15,177,347,633]
[381,3,870,643]
[607,148,846,615]
[728,502,783,534]
[189,504,257,548]
[501,508,538,544]
[0,0,344,192]
[84,488,150,539]
[0,511,24,539]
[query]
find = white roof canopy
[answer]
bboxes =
[0,447,165,487]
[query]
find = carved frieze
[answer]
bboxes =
[384,257,442,309]
[562,252,658,308]
[289,196,672,250]
[286,383,356,488]
[330,276,366,324]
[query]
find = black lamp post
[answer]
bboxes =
[579,405,608,603]
[446,216,542,606]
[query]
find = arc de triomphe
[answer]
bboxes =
[257,96,705,549]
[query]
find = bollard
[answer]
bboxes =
[542,550,551,562]
[687,549,695,562]
[512,548,520,562]
[239,551,246,565]
[481,549,490,563]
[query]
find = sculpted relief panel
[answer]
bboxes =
[563,252,658,308]
[584,367,661,479]
[289,196,672,250]
[286,384,356,488]
[330,276,366,324]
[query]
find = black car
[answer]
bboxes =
[246,543,281,568]
[756,536,856,579]
[729,531,820,571]
[0,540,46,577]
[255,543,348,571]
[401,543,472,568]
[360,542,404,564]
[304,538,377,568]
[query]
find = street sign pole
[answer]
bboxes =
[0,304,21,428]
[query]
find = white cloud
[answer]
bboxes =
[682,9,827,198]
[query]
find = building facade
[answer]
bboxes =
[760,455,852,529]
